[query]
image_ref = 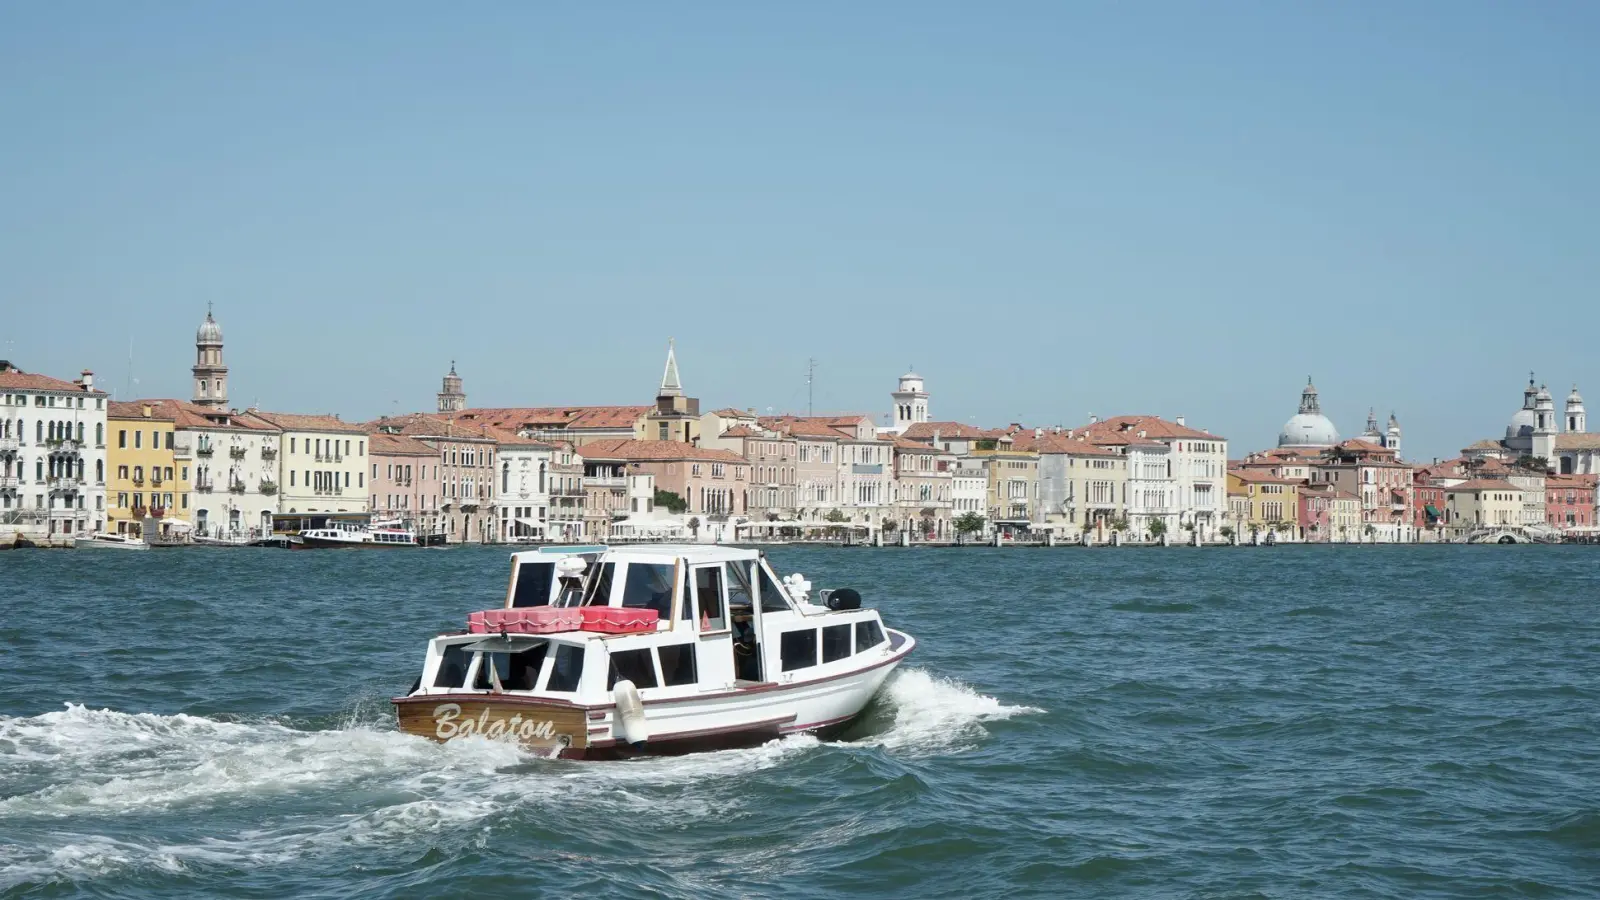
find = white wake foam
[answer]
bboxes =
[858,669,1042,754]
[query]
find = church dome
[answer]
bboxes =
[1506,408,1536,439]
[1278,378,1340,448]
[197,311,223,345]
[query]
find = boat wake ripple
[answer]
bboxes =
[0,672,1037,889]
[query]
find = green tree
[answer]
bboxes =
[824,509,849,523]
[654,489,688,514]
[687,516,701,539]
[1219,525,1235,539]
[954,512,985,535]
[1148,520,1168,540]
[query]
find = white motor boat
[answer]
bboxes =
[393,544,915,759]
[75,532,150,550]
[290,518,419,549]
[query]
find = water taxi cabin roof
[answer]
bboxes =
[510,544,760,565]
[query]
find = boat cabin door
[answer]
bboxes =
[691,562,748,684]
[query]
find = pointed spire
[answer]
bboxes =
[659,338,682,397]
[1365,407,1379,434]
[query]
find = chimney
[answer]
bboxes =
[1089,414,1099,425]
[80,369,94,391]
[1034,428,1042,438]
[1176,415,1186,427]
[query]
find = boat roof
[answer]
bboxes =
[509,544,760,565]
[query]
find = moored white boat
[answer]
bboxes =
[75,532,150,550]
[393,544,915,758]
[290,518,420,549]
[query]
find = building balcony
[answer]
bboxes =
[196,479,214,493]
[585,475,627,488]
[461,502,480,512]
[47,439,83,456]
[196,443,214,457]
[47,476,83,495]
[131,474,145,485]
[0,476,18,492]
[260,481,278,496]
[261,446,277,460]
[552,485,585,497]
[151,506,167,519]
[230,446,247,459]
[151,475,164,487]
[130,505,148,519]
[229,481,246,494]
[0,437,20,454]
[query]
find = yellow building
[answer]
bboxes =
[1444,479,1524,538]
[1227,470,1302,541]
[107,401,191,536]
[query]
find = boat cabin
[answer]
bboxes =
[411,545,892,708]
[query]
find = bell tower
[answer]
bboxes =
[437,361,466,413]
[891,369,929,434]
[192,304,228,409]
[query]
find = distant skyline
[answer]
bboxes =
[4,2,1598,461]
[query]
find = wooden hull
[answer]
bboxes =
[394,696,592,755]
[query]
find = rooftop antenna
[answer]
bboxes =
[806,357,815,417]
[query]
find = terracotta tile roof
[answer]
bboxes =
[1230,469,1299,485]
[364,413,498,442]
[1079,415,1225,442]
[247,410,367,435]
[575,439,747,463]
[0,368,106,395]
[108,400,178,422]
[1335,438,1390,454]
[1449,479,1522,492]
[369,432,438,457]
[1554,433,1600,451]
[451,406,652,432]
[1546,473,1598,488]
[1465,439,1505,451]
[118,400,282,433]
[722,425,759,437]
[901,422,1002,440]
[1032,434,1121,456]
[760,418,843,440]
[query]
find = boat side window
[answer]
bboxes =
[726,560,754,611]
[546,645,585,692]
[781,629,818,672]
[757,563,792,613]
[582,562,616,606]
[822,624,852,663]
[473,652,510,690]
[511,560,555,608]
[505,643,550,691]
[656,643,698,687]
[620,563,674,619]
[855,620,885,653]
[608,648,659,689]
[434,645,470,688]
[694,565,727,631]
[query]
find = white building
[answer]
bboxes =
[245,411,370,515]
[1124,439,1177,540]
[832,415,895,529]
[0,363,109,540]
[951,465,988,521]
[177,403,283,539]
[1078,415,1227,540]
[494,432,554,541]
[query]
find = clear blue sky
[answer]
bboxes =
[4,2,1597,461]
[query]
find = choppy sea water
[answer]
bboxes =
[1,545,1597,898]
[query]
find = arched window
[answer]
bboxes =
[502,461,510,493]
[96,459,104,482]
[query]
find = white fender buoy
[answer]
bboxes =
[612,679,649,748]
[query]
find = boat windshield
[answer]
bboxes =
[620,563,675,618]
[581,562,615,606]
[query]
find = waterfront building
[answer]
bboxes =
[0,364,108,539]
[901,421,1004,456]
[493,431,554,542]
[245,411,370,518]
[965,436,1039,533]
[547,442,585,542]
[574,439,748,542]
[1075,415,1228,540]
[165,402,282,539]
[1227,470,1302,541]
[776,421,844,524]
[1034,433,1126,538]
[107,401,187,537]
[368,431,441,535]
[829,415,896,531]
[1411,468,1450,541]
[1309,439,1414,542]
[951,463,988,525]
[887,370,931,435]
[366,413,496,543]
[710,425,798,522]
[890,437,954,538]
[1544,473,1596,530]
[1443,480,1523,538]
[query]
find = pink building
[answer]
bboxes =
[368,413,499,543]
[577,439,748,540]
[368,432,442,537]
